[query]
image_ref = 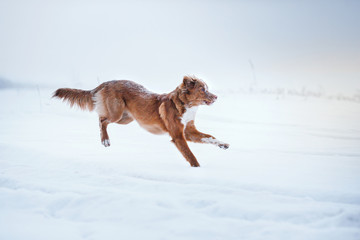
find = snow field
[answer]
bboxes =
[0,88,359,240]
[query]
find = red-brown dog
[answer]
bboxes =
[53,76,229,167]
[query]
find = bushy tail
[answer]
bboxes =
[53,88,95,111]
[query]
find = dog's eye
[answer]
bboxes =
[201,88,205,92]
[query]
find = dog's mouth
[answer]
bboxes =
[203,100,215,105]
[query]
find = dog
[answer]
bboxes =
[53,76,229,167]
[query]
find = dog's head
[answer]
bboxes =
[180,76,217,106]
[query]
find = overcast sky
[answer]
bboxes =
[0,0,359,92]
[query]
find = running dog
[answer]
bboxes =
[53,76,229,167]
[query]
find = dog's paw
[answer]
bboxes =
[102,139,111,147]
[190,161,200,167]
[219,143,229,150]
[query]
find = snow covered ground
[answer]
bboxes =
[0,87,360,240]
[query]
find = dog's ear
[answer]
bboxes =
[183,76,196,89]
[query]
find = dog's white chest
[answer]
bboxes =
[181,106,198,125]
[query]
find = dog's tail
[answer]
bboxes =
[53,88,95,111]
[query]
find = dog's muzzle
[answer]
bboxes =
[204,94,217,105]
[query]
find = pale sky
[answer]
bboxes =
[0,0,359,93]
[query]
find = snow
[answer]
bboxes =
[1,87,360,240]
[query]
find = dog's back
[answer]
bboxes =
[53,80,155,111]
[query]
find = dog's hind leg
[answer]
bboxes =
[116,111,134,125]
[99,117,111,147]
[95,90,127,147]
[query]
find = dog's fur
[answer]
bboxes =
[53,76,229,167]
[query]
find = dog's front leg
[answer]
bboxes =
[171,134,200,167]
[184,121,229,149]
[159,102,200,167]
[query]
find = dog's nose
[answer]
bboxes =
[214,95,218,100]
